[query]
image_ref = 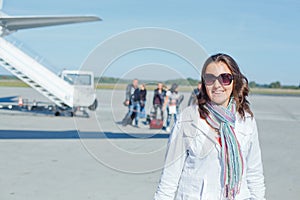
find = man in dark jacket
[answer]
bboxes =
[123,79,140,127]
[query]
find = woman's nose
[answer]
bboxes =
[212,78,222,88]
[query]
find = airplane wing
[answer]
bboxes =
[0,16,101,32]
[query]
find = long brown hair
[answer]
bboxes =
[198,53,253,119]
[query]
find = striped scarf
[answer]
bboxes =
[205,98,243,199]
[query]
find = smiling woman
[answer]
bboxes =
[199,53,253,118]
[154,53,265,200]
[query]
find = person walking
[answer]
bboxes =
[139,83,147,118]
[152,82,167,121]
[188,81,202,106]
[123,79,140,127]
[164,83,182,132]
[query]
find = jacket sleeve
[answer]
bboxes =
[125,84,131,101]
[246,119,266,200]
[154,116,187,200]
[153,90,157,105]
[187,91,195,106]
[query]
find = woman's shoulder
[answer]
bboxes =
[178,105,202,122]
[181,104,198,114]
[235,112,257,135]
[236,112,256,123]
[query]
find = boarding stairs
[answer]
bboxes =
[0,37,74,109]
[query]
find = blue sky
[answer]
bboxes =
[1,0,300,85]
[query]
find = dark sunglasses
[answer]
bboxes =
[203,73,233,86]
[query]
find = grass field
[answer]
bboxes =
[1,79,300,96]
[0,80,29,87]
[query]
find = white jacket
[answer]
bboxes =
[154,105,265,200]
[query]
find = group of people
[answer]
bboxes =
[123,80,188,130]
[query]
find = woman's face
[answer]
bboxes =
[204,61,233,107]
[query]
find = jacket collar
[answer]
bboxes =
[181,105,251,140]
[180,105,212,139]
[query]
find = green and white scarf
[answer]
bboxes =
[205,98,243,199]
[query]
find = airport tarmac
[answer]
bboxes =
[0,87,300,200]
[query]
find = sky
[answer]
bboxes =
[1,0,300,85]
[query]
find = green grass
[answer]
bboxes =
[0,80,29,87]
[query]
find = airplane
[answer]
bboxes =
[0,0,101,116]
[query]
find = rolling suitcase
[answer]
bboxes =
[149,105,164,129]
[149,119,163,129]
[122,112,136,126]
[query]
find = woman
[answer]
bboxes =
[139,83,147,118]
[165,83,181,132]
[153,82,167,121]
[154,53,265,200]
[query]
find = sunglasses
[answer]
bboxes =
[203,73,233,86]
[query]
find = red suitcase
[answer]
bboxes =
[149,119,163,129]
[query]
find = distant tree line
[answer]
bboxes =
[96,76,200,86]
[1,75,299,89]
[0,75,19,80]
[249,81,300,89]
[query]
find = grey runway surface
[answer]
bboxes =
[0,87,300,199]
